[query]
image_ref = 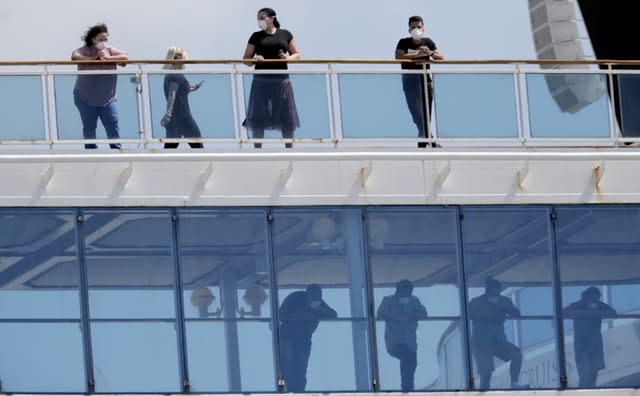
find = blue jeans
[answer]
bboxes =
[74,93,121,149]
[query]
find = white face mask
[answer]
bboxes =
[398,297,410,305]
[488,296,498,304]
[587,303,597,309]
[309,300,321,308]
[410,28,423,40]
[258,19,268,31]
[95,41,108,50]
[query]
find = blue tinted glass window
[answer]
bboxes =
[617,74,640,138]
[556,206,640,389]
[54,74,140,145]
[462,207,557,390]
[0,210,85,392]
[177,209,276,392]
[83,209,180,392]
[0,75,45,140]
[368,207,466,391]
[526,74,610,138]
[272,208,372,392]
[149,73,236,139]
[434,74,518,138]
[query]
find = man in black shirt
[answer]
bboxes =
[279,284,338,392]
[469,277,526,389]
[563,286,617,387]
[396,16,444,148]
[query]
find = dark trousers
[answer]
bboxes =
[281,338,312,392]
[402,74,433,141]
[576,358,599,387]
[388,344,418,391]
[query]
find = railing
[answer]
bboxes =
[1,59,639,149]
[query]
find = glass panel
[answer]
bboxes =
[434,74,518,138]
[54,74,140,146]
[185,321,275,392]
[462,207,557,390]
[338,73,420,138]
[557,206,640,388]
[618,74,640,137]
[83,210,179,392]
[526,73,610,138]
[149,73,235,140]
[272,208,372,392]
[83,210,175,319]
[0,210,84,392]
[243,74,330,140]
[368,207,465,391]
[0,75,45,140]
[0,210,80,318]
[91,322,181,392]
[178,209,276,392]
[0,323,85,392]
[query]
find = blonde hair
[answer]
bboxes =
[164,47,188,70]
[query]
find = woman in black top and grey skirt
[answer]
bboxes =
[242,7,300,148]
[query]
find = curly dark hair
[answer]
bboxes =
[82,23,108,47]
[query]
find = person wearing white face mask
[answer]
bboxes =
[71,23,128,149]
[469,277,527,390]
[395,16,444,148]
[242,7,300,148]
[377,279,428,391]
[563,286,617,387]
[278,284,337,391]
[160,47,204,149]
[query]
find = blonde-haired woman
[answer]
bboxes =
[160,47,204,148]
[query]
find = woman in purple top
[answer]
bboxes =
[71,24,128,149]
[242,8,300,148]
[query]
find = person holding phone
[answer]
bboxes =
[242,7,300,148]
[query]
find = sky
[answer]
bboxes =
[0,0,539,61]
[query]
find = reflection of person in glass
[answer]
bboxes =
[242,7,300,149]
[160,47,204,149]
[279,284,337,392]
[395,16,444,148]
[71,23,128,149]
[563,286,617,387]
[469,277,525,389]
[377,279,428,391]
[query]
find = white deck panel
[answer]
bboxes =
[0,149,640,207]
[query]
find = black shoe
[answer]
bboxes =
[285,142,293,149]
[418,142,428,148]
[254,142,262,149]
